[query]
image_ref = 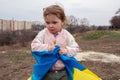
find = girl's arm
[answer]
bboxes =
[59,31,80,57]
[31,29,49,51]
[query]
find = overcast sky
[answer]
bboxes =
[0,0,120,26]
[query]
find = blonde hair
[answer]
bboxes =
[43,4,66,23]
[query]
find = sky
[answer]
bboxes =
[0,0,120,26]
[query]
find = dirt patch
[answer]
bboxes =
[77,39,120,56]
[0,46,34,80]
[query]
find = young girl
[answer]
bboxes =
[31,4,80,80]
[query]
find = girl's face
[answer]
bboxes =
[45,14,64,34]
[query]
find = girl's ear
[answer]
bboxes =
[62,19,66,25]
[61,22,64,27]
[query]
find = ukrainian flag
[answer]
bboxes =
[28,46,102,80]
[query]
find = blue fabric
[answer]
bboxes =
[31,46,86,80]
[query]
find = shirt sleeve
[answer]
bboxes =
[31,29,49,51]
[64,30,80,57]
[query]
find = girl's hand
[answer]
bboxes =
[59,47,66,54]
[49,44,56,51]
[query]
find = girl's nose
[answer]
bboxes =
[49,23,53,27]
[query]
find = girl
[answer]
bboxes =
[31,4,80,80]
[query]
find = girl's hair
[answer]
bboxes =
[43,5,66,22]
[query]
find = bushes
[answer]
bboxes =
[0,32,15,46]
[0,30,38,46]
[66,25,90,34]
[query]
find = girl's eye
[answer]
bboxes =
[46,22,50,24]
[46,21,58,24]
[52,21,58,24]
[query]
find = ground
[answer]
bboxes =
[0,39,120,80]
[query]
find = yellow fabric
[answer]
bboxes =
[73,68,102,80]
[27,76,31,80]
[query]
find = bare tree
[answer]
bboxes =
[110,8,120,29]
[115,8,120,15]
[80,18,89,26]
[67,15,78,25]
[66,15,90,33]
